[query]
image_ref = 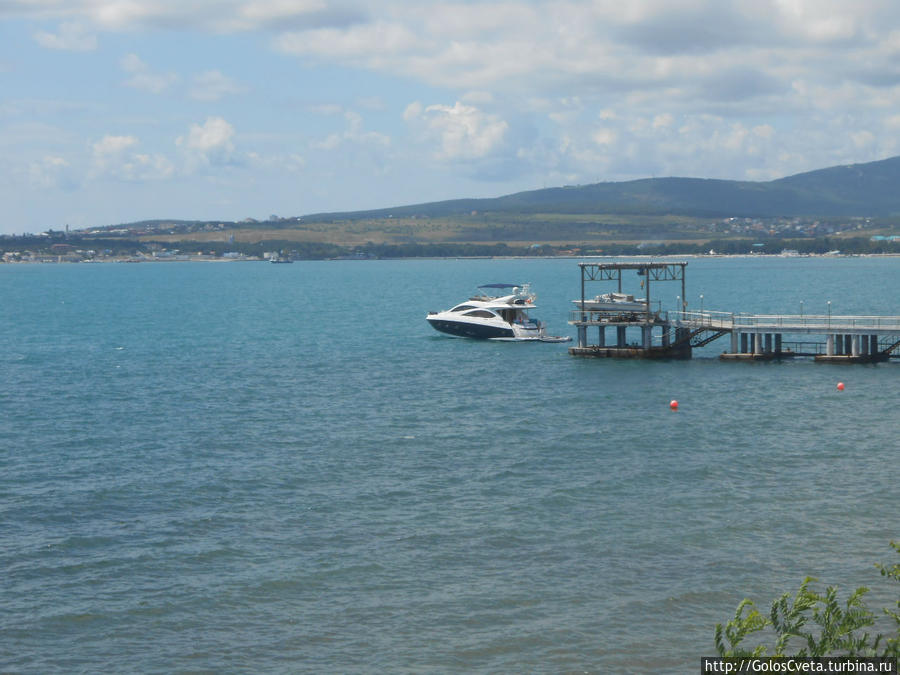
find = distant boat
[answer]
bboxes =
[571,292,647,312]
[269,256,293,264]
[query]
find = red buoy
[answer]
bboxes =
[670,400,679,410]
[837,382,845,391]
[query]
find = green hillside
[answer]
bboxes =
[302,156,900,221]
[60,155,900,256]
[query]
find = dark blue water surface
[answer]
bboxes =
[2,257,899,673]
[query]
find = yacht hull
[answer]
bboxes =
[427,317,515,339]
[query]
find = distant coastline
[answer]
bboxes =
[4,229,900,263]
[4,251,900,265]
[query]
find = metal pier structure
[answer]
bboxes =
[568,261,900,362]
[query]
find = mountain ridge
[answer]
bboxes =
[300,156,900,221]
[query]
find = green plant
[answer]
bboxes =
[715,542,900,658]
[876,541,900,658]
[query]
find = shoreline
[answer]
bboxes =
[3,252,900,265]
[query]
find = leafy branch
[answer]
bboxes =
[715,542,900,658]
[876,540,900,658]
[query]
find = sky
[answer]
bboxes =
[4,0,900,234]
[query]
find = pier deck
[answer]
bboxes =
[568,261,900,362]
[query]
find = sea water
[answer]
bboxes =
[1,256,899,673]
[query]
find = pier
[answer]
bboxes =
[568,261,900,362]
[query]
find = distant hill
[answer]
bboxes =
[302,156,900,221]
[79,156,900,251]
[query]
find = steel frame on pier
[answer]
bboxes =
[568,261,900,362]
[570,262,692,358]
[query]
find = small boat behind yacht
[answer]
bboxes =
[571,291,647,312]
[427,283,571,342]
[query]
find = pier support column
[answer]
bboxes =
[617,326,627,347]
[731,331,739,354]
[740,333,748,353]
[597,326,605,347]
[577,325,587,348]
[834,335,843,355]
[764,333,773,353]
[775,334,782,354]
[642,325,651,349]
[871,334,879,355]
[860,335,869,356]
[844,335,852,355]
[754,333,763,355]
[826,334,834,356]
[852,335,860,357]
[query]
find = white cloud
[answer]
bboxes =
[177,116,235,153]
[652,113,673,129]
[94,134,139,157]
[176,116,237,168]
[402,101,423,122]
[33,22,97,51]
[229,0,338,30]
[357,96,386,111]
[89,2,157,30]
[405,101,508,160]
[313,133,341,151]
[275,20,422,65]
[122,153,176,180]
[850,130,875,150]
[311,110,390,150]
[91,134,174,180]
[190,70,246,101]
[310,103,344,116]
[591,128,616,146]
[25,155,76,190]
[247,151,306,172]
[121,54,178,94]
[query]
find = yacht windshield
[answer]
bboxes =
[462,310,497,318]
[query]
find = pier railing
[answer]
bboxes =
[668,310,733,329]
[730,314,900,331]
[668,311,900,332]
[571,309,900,334]
[568,309,664,325]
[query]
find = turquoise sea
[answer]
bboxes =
[2,256,899,673]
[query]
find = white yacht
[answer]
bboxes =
[427,283,570,342]
[571,291,647,312]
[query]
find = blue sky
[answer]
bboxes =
[3,0,900,234]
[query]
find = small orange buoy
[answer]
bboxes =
[837,382,845,391]
[669,400,679,410]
